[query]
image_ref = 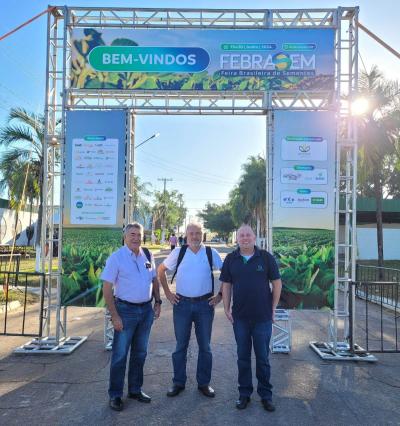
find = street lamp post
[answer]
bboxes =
[135,132,160,149]
[133,132,160,227]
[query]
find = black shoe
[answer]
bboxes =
[128,391,151,403]
[236,396,250,410]
[167,384,185,397]
[109,397,123,411]
[198,385,215,398]
[261,399,276,412]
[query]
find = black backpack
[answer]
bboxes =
[170,245,215,294]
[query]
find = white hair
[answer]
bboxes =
[124,222,144,235]
[186,222,203,233]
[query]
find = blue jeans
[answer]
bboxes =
[108,301,154,398]
[233,318,273,400]
[172,299,214,387]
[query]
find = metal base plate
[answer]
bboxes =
[310,341,377,362]
[14,336,88,354]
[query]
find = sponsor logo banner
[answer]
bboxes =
[273,111,336,310]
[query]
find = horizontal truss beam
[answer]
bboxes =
[68,90,333,114]
[51,7,358,28]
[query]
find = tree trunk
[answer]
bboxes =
[373,172,384,278]
[27,202,33,246]
[35,164,44,272]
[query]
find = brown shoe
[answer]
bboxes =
[261,399,276,412]
[198,385,215,398]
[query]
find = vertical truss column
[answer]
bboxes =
[265,92,273,252]
[126,113,135,225]
[330,7,359,350]
[41,7,65,340]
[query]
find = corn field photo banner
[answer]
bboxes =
[62,110,126,307]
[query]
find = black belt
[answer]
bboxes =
[177,293,212,302]
[115,297,152,307]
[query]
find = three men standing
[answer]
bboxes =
[102,221,281,413]
[102,223,162,411]
[220,224,282,412]
[158,223,223,398]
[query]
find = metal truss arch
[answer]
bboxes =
[26,6,360,358]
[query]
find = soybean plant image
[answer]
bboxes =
[273,228,335,310]
[71,29,334,91]
[62,228,122,307]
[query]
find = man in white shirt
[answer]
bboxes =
[101,222,162,411]
[158,223,223,398]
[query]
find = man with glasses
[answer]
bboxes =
[101,222,162,411]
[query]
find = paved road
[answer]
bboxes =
[0,244,399,425]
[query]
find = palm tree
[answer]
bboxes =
[0,157,39,246]
[0,108,45,252]
[357,66,400,269]
[152,189,186,232]
[132,176,152,224]
[230,155,266,238]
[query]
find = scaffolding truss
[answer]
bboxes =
[16,6,365,358]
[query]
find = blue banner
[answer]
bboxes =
[71,28,335,91]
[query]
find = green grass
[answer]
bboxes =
[0,289,39,305]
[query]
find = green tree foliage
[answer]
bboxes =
[230,155,266,236]
[199,203,235,240]
[152,189,186,231]
[357,66,400,267]
[0,108,46,247]
[132,176,152,224]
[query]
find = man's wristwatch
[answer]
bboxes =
[154,299,162,305]
[218,291,223,297]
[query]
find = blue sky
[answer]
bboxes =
[1,0,399,221]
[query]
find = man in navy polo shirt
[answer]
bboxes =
[220,224,282,412]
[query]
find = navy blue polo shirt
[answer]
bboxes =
[219,246,281,322]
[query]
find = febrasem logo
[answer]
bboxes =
[299,144,311,153]
[272,52,292,71]
[88,46,210,73]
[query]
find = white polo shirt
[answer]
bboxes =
[101,245,156,303]
[163,245,223,297]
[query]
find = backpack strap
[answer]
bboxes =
[170,245,188,284]
[205,246,215,294]
[141,247,152,263]
[169,245,215,293]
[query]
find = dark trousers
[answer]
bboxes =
[172,299,214,387]
[233,318,273,400]
[108,301,153,398]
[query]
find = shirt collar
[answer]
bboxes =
[187,243,205,253]
[233,245,261,258]
[124,245,143,257]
